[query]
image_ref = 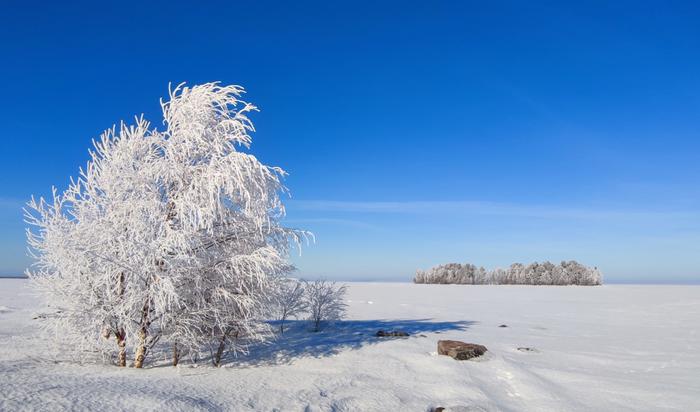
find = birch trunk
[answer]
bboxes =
[134,327,147,368]
[116,273,127,367]
[214,337,226,367]
[172,343,180,367]
[214,328,237,367]
[116,330,127,367]
[133,297,150,369]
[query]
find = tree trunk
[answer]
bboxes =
[115,272,127,367]
[133,297,151,369]
[116,330,127,367]
[214,336,226,367]
[214,328,237,367]
[172,343,180,367]
[134,327,148,368]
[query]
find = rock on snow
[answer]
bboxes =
[437,340,487,360]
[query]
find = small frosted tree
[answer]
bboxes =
[26,82,307,368]
[270,278,308,333]
[304,279,347,332]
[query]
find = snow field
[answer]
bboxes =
[1,279,699,411]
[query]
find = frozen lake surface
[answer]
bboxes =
[1,279,698,411]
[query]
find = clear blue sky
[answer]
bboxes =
[1,1,699,282]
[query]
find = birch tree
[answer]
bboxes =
[304,279,347,332]
[270,278,308,333]
[26,82,307,368]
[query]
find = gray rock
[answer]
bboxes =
[437,340,487,360]
[376,330,409,337]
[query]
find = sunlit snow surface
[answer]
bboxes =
[1,279,698,411]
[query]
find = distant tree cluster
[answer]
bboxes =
[414,261,602,286]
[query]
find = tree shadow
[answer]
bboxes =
[228,318,475,367]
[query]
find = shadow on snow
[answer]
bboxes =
[227,318,475,367]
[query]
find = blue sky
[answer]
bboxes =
[1,1,699,282]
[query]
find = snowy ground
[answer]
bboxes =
[1,279,699,411]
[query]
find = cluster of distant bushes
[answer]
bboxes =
[414,261,602,286]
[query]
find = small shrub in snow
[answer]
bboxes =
[270,278,307,333]
[304,279,347,332]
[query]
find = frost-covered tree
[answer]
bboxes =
[269,278,307,333]
[304,279,347,332]
[26,82,307,368]
[506,263,525,285]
